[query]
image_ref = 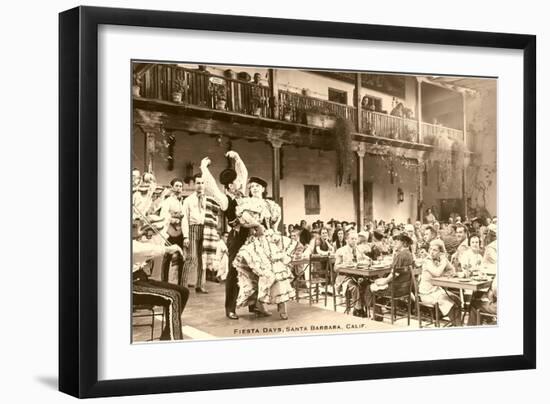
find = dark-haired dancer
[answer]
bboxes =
[200,152,251,320]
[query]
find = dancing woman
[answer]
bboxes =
[233,176,295,320]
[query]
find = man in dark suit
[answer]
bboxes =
[199,151,250,320]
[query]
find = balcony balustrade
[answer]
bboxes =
[135,64,463,149]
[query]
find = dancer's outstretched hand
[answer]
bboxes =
[200,157,211,170]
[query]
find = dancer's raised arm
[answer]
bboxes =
[226,151,248,196]
[200,157,229,210]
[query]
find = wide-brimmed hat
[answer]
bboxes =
[139,215,164,234]
[219,168,237,186]
[393,232,413,246]
[373,230,385,241]
[248,176,268,189]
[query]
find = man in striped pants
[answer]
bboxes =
[182,174,209,293]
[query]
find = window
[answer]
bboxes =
[328,88,347,105]
[304,185,320,215]
[361,94,383,112]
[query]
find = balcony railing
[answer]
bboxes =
[136,64,463,149]
[420,122,464,145]
[360,110,419,143]
[138,64,274,118]
[277,90,356,125]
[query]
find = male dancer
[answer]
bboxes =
[199,151,249,319]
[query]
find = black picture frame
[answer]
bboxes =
[59,5,536,398]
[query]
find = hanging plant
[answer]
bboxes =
[332,116,353,186]
[425,134,466,192]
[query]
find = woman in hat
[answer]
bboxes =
[232,176,295,320]
[418,239,462,326]
[366,233,415,320]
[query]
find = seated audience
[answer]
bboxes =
[366,233,415,320]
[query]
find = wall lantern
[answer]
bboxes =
[397,187,404,203]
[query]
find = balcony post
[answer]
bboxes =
[416,77,423,143]
[356,143,367,228]
[417,156,424,223]
[355,73,362,133]
[136,122,160,174]
[268,68,278,119]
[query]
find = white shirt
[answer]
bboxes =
[159,194,184,238]
[182,192,206,238]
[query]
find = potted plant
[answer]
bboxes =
[224,69,236,79]
[132,73,142,97]
[280,97,294,121]
[172,78,187,103]
[250,85,266,117]
[238,71,251,82]
[209,81,227,110]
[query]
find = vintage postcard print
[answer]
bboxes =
[131,61,497,343]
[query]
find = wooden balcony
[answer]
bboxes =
[137,64,274,118]
[277,90,356,126]
[360,110,419,143]
[135,64,464,150]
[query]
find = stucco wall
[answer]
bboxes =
[464,81,498,216]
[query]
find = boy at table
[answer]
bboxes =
[334,230,371,317]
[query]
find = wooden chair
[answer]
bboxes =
[132,304,165,341]
[372,266,413,325]
[477,309,498,325]
[411,271,441,328]
[132,259,166,341]
[306,255,334,307]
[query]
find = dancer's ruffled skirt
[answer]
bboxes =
[233,236,295,306]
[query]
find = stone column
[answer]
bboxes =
[356,143,367,228]
[267,132,284,205]
[137,126,158,174]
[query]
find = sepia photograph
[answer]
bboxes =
[131,61,497,343]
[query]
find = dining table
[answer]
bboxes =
[430,275,493,325]
[430,276,493,292]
